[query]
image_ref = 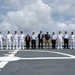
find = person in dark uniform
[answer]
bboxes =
[63,31,69,49]
[38,31,44,49]
[31,32,37,49]
[25,33,30,49]
[51,32,57,49]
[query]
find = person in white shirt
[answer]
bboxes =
[0,31,4,49]
[19,31,25,49]
[13,31,19,49]
[57,31,63,49]
[70,32,75,49]
[51,32,57,49]
[31,32,37,49]
[63,31,69,49]
[6,31,12,49]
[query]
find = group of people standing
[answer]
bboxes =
[0,31,75,50]
[30,31,75,49]
[4,31,25,50]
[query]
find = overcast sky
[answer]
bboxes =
[0,0,75,35]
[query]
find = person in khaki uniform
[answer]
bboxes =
[45,32,50,48]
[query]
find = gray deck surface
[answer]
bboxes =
[0,49,75,75]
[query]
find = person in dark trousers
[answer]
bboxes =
[31,32,37,49]
[51,32,57,49]
[38,31,44,49]
[70,31,75,49]
[63,31,69,49]
[25,33,30,49]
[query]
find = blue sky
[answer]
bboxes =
[0,0,75,35]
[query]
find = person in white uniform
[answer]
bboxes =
[6,31,12,49]
[19,31,25,49]
[70,32,75,49]
[13,31,19,49]
[57,31,63,49]
[0,31,4,49]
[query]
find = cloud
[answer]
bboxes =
[2,0,23,10]
[2,0,37,10]
[0,0,52,35]
[1,5,10,9]
[55,23,75,34]
[57,3,71,14]
[0,0,75,35]
[50,0,75,16]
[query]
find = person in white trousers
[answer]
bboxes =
[19,31,25,49]
[6,31,12,49]
[70,32,75,49]
[0,31,4,49]
[13,31,19,49]
[57,31,63,49]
